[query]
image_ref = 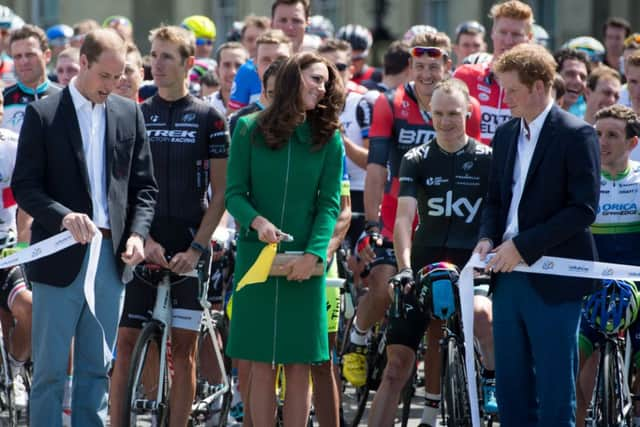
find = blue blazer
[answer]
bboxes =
[479,104,600,304]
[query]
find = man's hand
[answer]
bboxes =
[473,238,493,261]
[144,236,169,268]
[356,230,382,264]
[285,253,319,282]
[62,212,96,244]
[486,239,524,273]
[121,234,145,266]
[169,247,201,275]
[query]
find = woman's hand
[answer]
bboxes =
[251,216,281,243]
[285,253,320,282]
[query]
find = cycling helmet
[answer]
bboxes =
[102,15,132,29]
[182,15,216,41]
[462,52,493,65]
[562,36,605,63]
[417,262,459,320]
[46,24,73,46]
[582,279,640,335]
[0,6,23,31]
[532,24,550,48]
[226,21,243,42]
[403,25,438,42]
[307,15,335,40]
[337,24,373,52]
[189,58,216,83]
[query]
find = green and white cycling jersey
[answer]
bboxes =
[591,161,640,266]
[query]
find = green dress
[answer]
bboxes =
[225,114,343,364]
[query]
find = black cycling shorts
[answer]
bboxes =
[0,266,29,312]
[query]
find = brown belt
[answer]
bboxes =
[98,228,112,239]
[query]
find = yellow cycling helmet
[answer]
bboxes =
[181,15,216,41]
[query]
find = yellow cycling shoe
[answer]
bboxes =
[342,345,367,388]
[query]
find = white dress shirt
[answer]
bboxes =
[68,77,110,229]
[503,100,554,241]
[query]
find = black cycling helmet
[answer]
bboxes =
[337,24,373,52]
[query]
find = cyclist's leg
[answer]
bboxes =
[473,292,497,413]
[249,361,277,423]
[170,276,205,426]
[283,363,312,426]
[108,276,152,427]
[170,327,200,426]
[575,321,599,427]
[422,319,444,425]
[369,292,425,426]
[7,269,31,362]
[492,273,537,426]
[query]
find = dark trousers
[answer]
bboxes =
[492,271,582,427]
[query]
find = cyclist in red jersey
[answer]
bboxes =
[343,32,485,426]
[453,0,534,145]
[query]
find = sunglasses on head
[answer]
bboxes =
[334,62,348,72]
[455,21,485,36]
[410,46,447,59]
[196,38,214,46]
[624,33,640,48]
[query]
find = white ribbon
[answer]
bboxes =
[460,253,640,427]
[2,230,111,364]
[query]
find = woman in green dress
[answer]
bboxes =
[225,52,345,426]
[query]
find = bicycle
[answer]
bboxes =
[585,331,633,426]
[121,261,230,427]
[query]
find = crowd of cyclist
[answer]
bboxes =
[0,0,639,426]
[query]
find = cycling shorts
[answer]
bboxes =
[120,259,210,332]
[0,266,29,312]
[326,258,341,334]
[579,318,640,368]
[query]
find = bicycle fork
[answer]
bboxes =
[151,274,174,411]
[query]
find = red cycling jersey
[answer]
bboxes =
[367,82,482,239]
[453,63,512,145]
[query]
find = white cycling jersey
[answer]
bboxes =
[0,128,18,241]
[341,90,372,192]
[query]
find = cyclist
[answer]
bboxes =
[583,65,621,125]
[2,24,60,133]
[555,48,591,118]
[453,20,487,69]
[453,0,534,145]
[576,104,640,426]
[342,32,483,426]
[205,42,248,116]
[228,0,309,113]
[337,24,381,86]
[361,40,411,93]
[113,43,144,102]
[53,47,80,87]
[366,78,494,426]
[0,118,32,410]
[109,25,229,427]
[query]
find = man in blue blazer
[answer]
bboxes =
[12,29,157,426]
[474,43,600,426]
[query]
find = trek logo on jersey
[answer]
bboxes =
[147,129,197,143]
[398,128,436,146]
[480,106,511,139]
[426,191,482,223]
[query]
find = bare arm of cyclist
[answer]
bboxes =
[16,208,31,244]
[326,194,352,262]
[394,196,417,271]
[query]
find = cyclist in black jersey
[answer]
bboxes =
[368,79,496,426]
[110,26,229,427]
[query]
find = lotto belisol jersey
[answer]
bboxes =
[453,63,511,145]
[367,82,482,239]
[591,161,640,266]
[141,94,230,233]
[398,138,491,249]
[2,80,60,133]
[0,129,18,239]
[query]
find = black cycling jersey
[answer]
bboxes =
[398,137,492,250]
[228,101,263,136]
[1,80,60,133]
[141,94,229,250]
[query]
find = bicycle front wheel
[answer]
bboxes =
[121,321,170,427]
[443,337,471,427]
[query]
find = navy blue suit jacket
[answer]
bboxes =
[479,104,600,304]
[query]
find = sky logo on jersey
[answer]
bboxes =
[426,191,482,223]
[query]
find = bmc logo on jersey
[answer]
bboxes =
[426,191,482,223]
[398,128,436,146]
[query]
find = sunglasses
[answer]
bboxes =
[410,46,447,59]
[455,21,485,36]
[334,62,348,72]
[196,38,214,46]
[624,33,640,48]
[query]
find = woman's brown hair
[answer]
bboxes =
[257,52,345,150]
